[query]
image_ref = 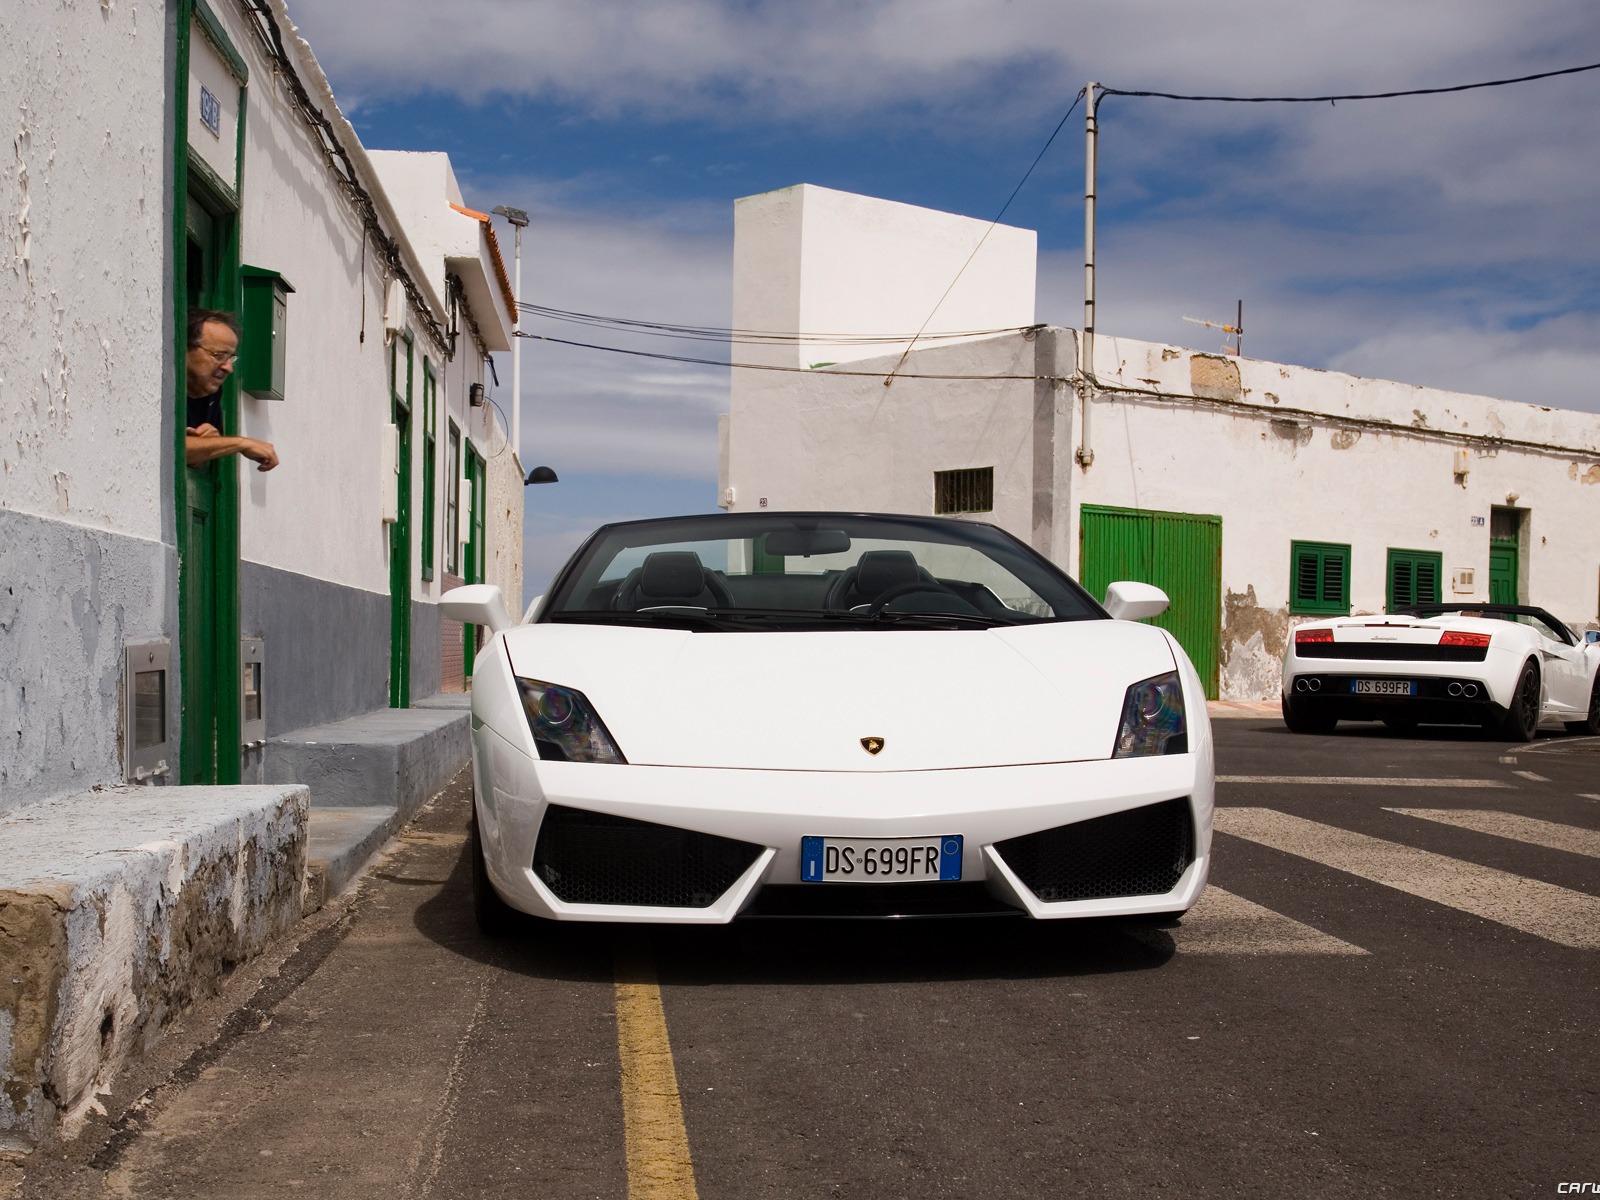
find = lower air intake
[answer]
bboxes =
[994,798,1195,903]
[533,805,763,907]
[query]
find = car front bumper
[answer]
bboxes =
[470,721,1213,924]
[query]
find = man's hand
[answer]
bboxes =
[185,432,280,470]
[239,437,279,471]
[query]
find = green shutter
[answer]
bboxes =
[1387,548,1442,610]
[1290,541,1350,615]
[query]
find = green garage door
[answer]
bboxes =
[1079,505,1221,699]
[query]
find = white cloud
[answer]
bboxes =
[291,1,1596,124]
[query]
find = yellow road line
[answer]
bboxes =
[614,946,699,1200]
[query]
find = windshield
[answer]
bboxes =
[541,512,1105,630]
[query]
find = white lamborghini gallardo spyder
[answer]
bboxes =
[441,512,1213,930]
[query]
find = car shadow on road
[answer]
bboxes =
[408,794,1177,987]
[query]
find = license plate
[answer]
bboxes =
[1354,679,1415,695]
[800,835,962,883]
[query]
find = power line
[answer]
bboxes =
[883,88,1086,384]
[1101,60,1600,104]
[517,330,1041,380]
[517,301,1034,347]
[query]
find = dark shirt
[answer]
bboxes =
[186,390,223,433]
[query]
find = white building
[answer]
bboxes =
[0,0,522,809]
[721,185,1600,700]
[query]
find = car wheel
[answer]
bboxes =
[469,803,519,937]
[1497,661,1541,743]
[1564,677,1600,736]
[1282,695,1336,734]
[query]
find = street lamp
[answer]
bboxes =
[491,204,529,468]
[524,465,558,486]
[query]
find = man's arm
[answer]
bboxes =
[185,430,280,471]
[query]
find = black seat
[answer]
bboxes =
[613,551,733,611]
[824,549,929,611]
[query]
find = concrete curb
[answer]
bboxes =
[0,786,309,1148]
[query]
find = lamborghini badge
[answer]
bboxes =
[860,737,885,755]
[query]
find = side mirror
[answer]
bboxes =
[440,584,512,636]
[1586,630,1600,645]
[1103,581,1170,622]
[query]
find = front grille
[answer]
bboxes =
[1297,643,1487,662]
[995,798,1194,903]
[533,805,763,907]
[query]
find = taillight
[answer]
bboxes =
[1439,631,1491,648]
[1295,628,1334,644]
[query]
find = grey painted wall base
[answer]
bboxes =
[240,561,390,737]
[0,508,176,818]
[265,703,468,817]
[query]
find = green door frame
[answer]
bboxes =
[389,334,414,708]
[462,442,487,677]
[175,0,247,784]
[1489,506,1522,605]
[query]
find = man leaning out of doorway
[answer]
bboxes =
[184,308,279,471]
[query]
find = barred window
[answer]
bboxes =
[933,467,994,515]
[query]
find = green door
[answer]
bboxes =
[1080,505,1222,699]
[1489,541,1519,604]
[180,193,241,784]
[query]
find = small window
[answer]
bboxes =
[1290,541,1350,615]
[934,467,993,514]
[1387,548,1442,610]
[445,421,461,575]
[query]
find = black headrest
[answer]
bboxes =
[854,550,920,598]
[638,551,708,600]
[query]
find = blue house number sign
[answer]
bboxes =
[199,86,222,137]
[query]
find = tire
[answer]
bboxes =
[1497,661,1541,743]
[469,803,519,937]
[1282,695,1337,735]
[1564,677,1600,736]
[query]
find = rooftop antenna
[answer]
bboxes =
[1182,300,1243,356]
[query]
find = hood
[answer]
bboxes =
[502,620,1178,770]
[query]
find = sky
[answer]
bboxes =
[288,1,1600,599]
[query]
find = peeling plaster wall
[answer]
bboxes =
[0,7,172,814]
[0,786,307,1145]
[1,3,167,537]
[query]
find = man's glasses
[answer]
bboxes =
[200,348,238,365]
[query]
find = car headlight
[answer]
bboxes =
[1112,670,1188,758]
[517,678,627,764]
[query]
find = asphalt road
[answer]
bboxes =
[13,717,1600,1199]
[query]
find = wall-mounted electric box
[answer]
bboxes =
[241,636,266,750]
[124,640,172,784]
[240,266,294,401]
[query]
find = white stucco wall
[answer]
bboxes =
[226,9,444,596]
[0,3,167,539]
[724,188,1600,700]
[732,184,1036,370]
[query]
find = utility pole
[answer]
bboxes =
[1077,82,1099,469]
[491,205,529,467]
